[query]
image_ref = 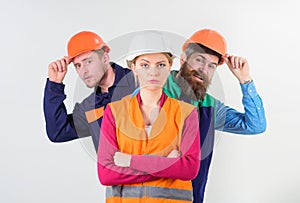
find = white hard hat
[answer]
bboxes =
[125,30,173,67]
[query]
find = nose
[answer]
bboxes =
[196,63,209,75]
[148,66,159,76]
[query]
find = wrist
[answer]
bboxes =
[239,78,253,84]
[49,78,63,84]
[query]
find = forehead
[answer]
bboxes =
[135,53,169,62]
[189,52,219,63]
[73,51,95,63]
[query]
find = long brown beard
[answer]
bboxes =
[177,62,209,100]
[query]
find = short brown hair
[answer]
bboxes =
[184,43,222,64]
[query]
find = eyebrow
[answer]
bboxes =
[140,59,167,64]
[196,54,218,66]
[140,59,150,63]
[74,54,94,66]
[82,57,92,62]
[82,53,95,61]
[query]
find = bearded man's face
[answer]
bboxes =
[178,52,219,100]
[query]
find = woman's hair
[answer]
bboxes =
[184,43,222,64]
[128,53,173,68]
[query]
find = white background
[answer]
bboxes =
[1,0,299,202]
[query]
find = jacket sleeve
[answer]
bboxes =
[215,81,267,134]
[130,108,200,181]
[97,105,158,186]
[43,79,90,142]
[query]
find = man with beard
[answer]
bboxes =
[163,29,266,203]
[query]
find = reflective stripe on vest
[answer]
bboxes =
[85,107,104,123]
[106,185,193,201]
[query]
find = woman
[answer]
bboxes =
[97,30,200,203]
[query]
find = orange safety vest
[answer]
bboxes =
[106,94,195,203]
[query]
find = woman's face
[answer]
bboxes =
[133,53,172,91]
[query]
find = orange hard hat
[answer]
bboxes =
[182,29,227,65]
[67,31,110,61]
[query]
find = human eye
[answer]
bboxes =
[140,63,149,69]
[85,60,92,66]
[157,63,166,69]
[208,63,217,70]
[195,57,205,65]
[74,64,81,70]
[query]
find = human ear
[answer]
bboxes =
[131,63,135,71]
[180,53,187,66]
[168,61,173,69]
[102,52,110,65]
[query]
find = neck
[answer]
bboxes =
[139,88,162,126]
[99,65,115,92]
[140,88,162,107]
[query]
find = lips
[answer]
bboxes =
[194,74,202,80]
[192,74,204,83]
[149,79,159,84]
[84,76,92,80]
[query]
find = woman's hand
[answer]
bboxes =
[167,149,181,158]
[114,152,132,167]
